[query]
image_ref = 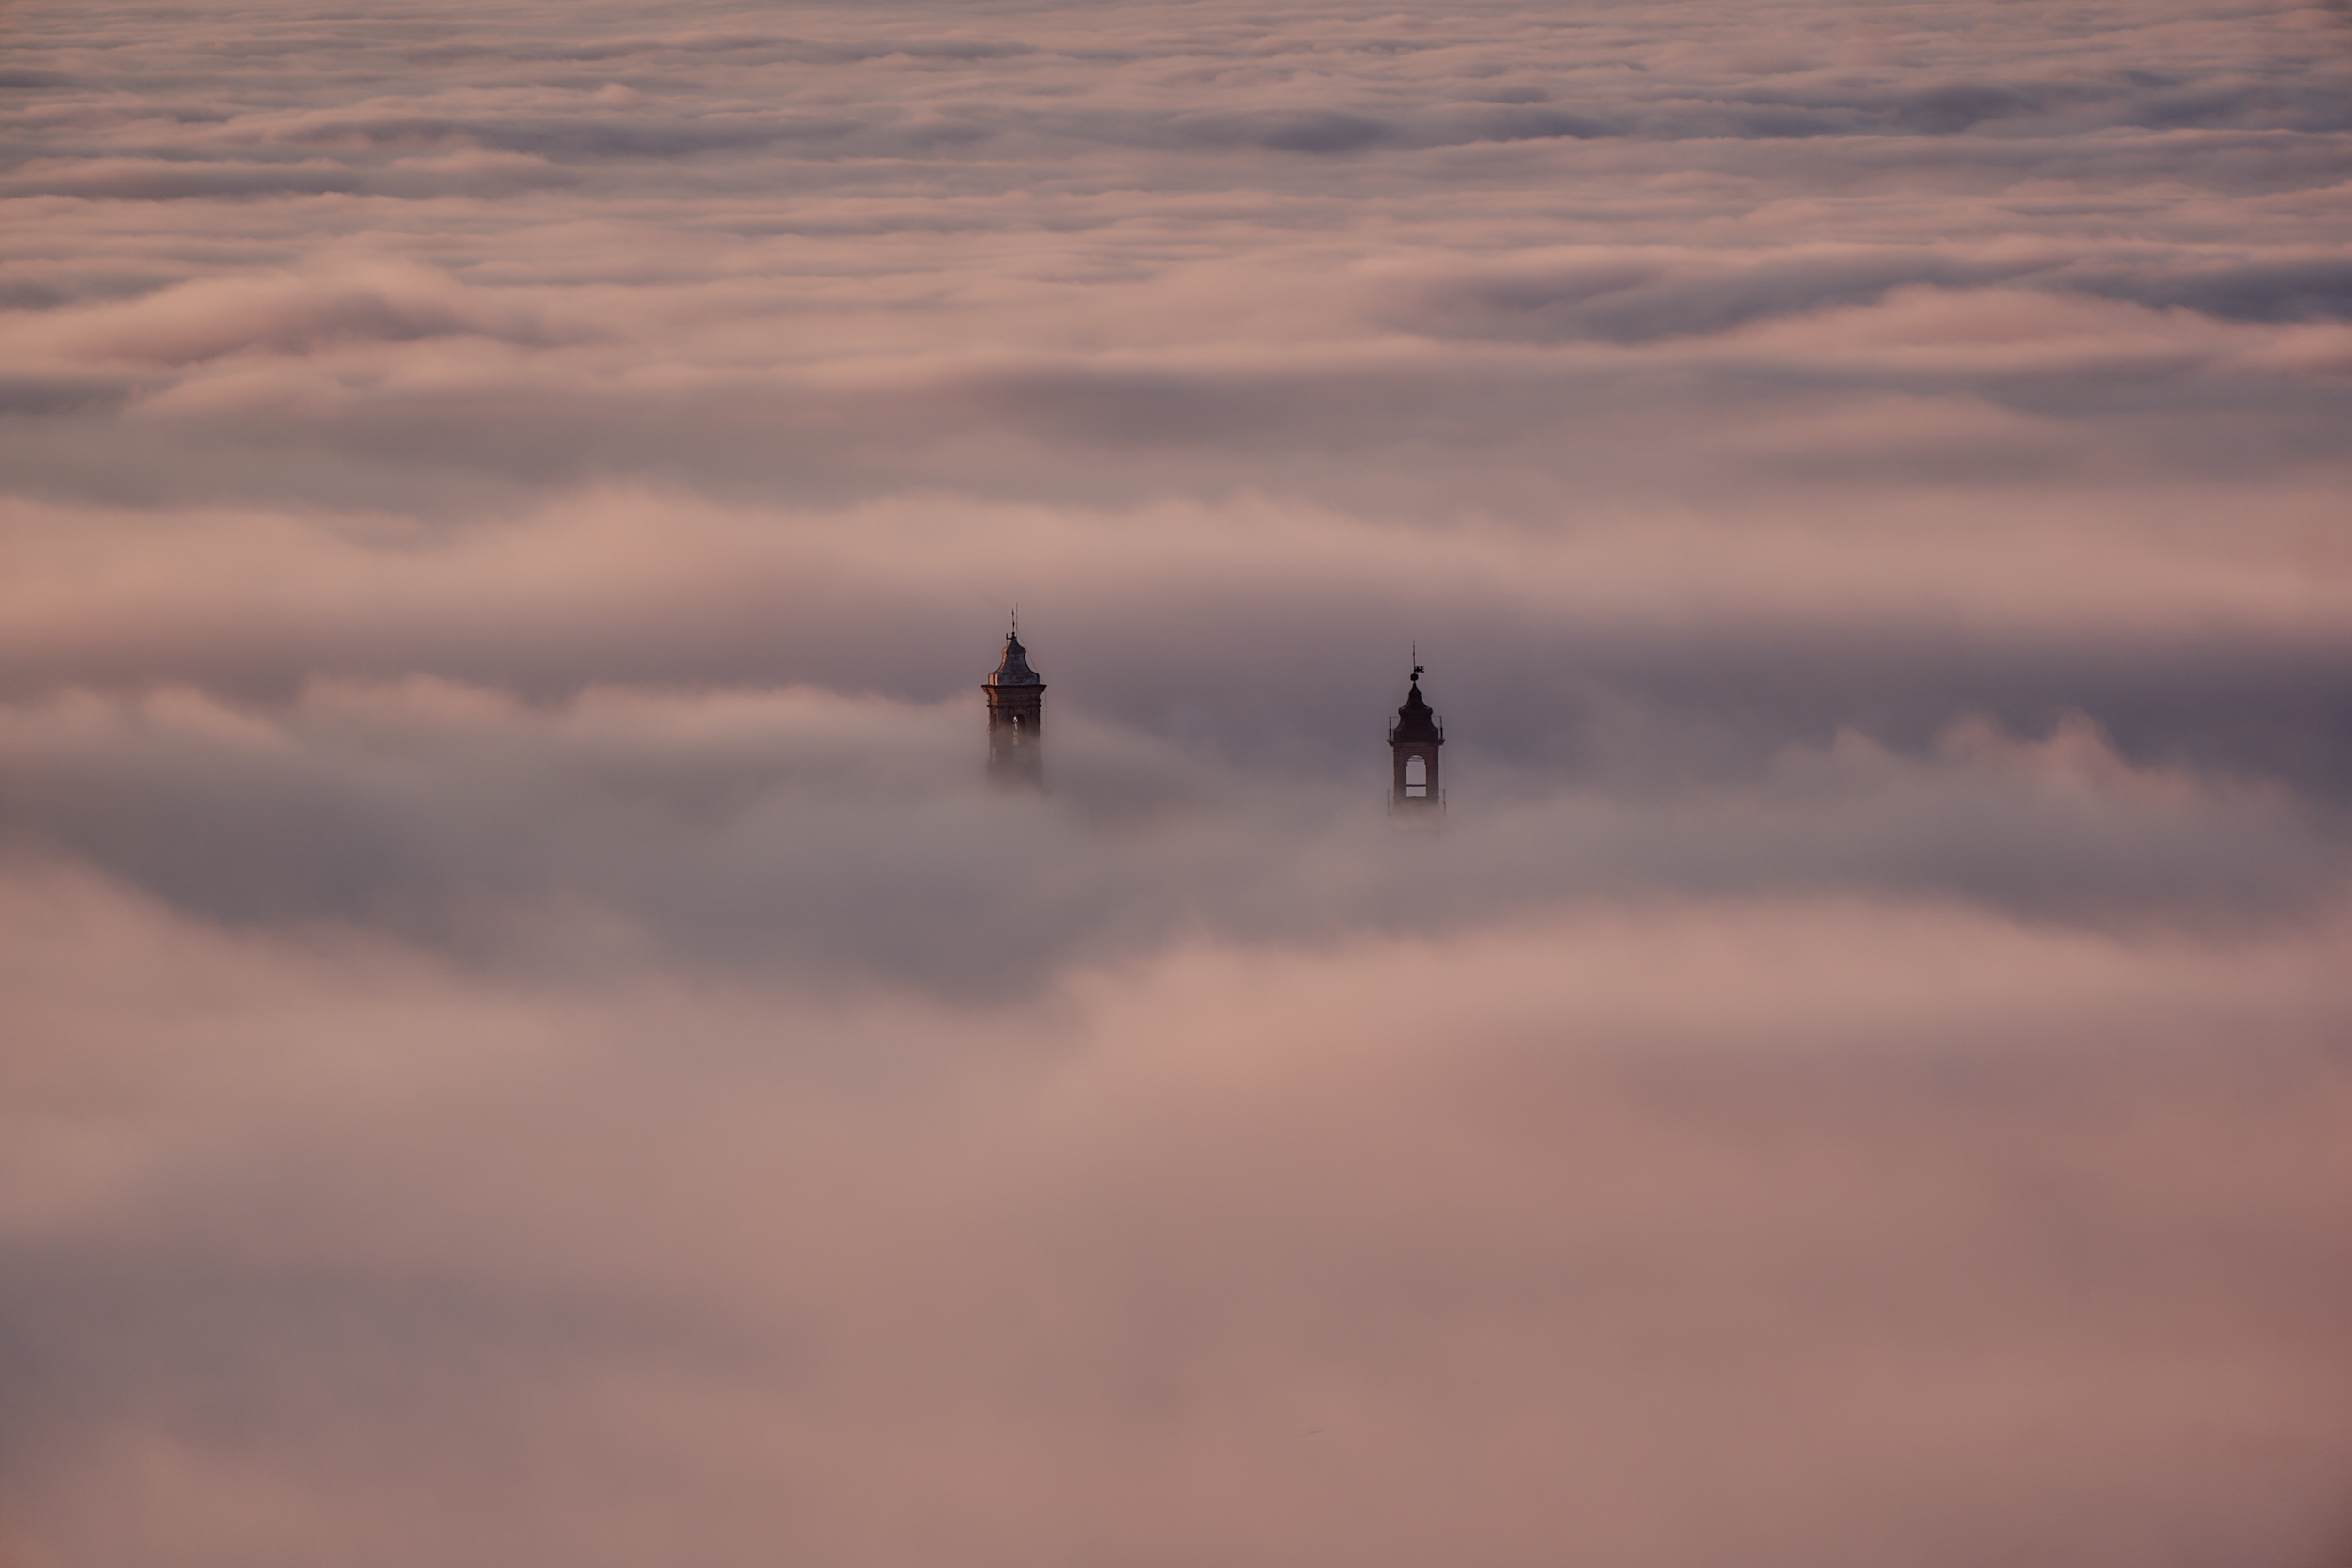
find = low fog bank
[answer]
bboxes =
[2,487,2346,806]
[0,680,2338,993]
[3,869,2348,1568]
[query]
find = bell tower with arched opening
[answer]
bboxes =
[1388,655,1444,818]
[983,623,1045,789]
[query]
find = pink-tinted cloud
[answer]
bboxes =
[3,0,2349,1561]
[3,868,2347,1568]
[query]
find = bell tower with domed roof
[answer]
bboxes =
[1388,654,1444,817]
[983,622,1045,788]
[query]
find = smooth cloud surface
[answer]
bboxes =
[3,0,2351,1564]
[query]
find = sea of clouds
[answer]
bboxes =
[3,0,2350,1564]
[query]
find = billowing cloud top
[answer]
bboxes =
[3,0,2350,1564]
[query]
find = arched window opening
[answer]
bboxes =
[1406,754,1427,796]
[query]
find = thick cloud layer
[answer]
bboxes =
[3,0,2350,1563]
[6,872,2351,1568]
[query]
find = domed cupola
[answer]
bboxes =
[986,633,1042,689]
[982,623,1046,788]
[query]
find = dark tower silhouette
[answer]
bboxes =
[983,623,1045,789]
[1388,654,1444,818]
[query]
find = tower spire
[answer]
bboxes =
[1387,653,1444,823]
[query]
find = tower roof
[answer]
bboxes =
[1391,672,1441,743]
[984,632,1042,687]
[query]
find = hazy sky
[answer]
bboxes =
[4,1,2350,1564]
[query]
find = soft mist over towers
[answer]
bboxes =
[983,632,1453,816]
